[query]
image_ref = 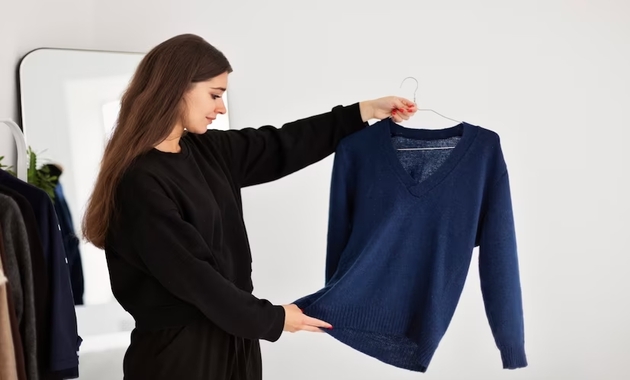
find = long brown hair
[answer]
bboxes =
[82,33,232,249]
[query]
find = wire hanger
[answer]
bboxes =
[395,77,460,151]
[399,77,461,124]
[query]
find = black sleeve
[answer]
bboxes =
[115,171,286,341]
[208,103,367,187]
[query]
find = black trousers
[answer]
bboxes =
[122,318,262,379]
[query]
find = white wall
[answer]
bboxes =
[1,0,629,379]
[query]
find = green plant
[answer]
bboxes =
[0,155,16,175]
[0,147,58,201]
[27,147,58,201]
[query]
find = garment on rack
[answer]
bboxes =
[0,226,28,380]
[0,170,81,379]
[293,118,527,372]
[0,241,19,380]
[0,194,39,380]
[43,164,84,306]
[52,182,84,305]
[0,184,51,375]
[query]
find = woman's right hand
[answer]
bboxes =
[282,304,333,333]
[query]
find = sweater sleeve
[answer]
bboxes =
[325,141,354,283]
[478,170,528,369]
[211,103,367,188]
[116,171,286,341]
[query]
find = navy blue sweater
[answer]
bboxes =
[294,118,527,372]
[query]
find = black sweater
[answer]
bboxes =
[104,103,367,342]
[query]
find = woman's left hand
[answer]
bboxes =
[359,96,417,123]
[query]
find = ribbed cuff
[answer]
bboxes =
[344,102,369,132]
[261,305,286,342]
[499,345,528,369]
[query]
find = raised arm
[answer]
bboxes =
[206,98,415,188]
[210,103,366,187]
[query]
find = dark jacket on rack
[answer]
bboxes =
[0,170,81,379]
[0,193,38,380]
[0,225,27,380]
[0,224,28,380]
[43,164,84,306]
[0,184,51,377]
[52,182,84,306]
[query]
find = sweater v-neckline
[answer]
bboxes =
[378,118,478,198]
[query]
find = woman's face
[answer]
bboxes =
[181,71,228,134]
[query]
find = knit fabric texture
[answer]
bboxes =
[294,118,527,372]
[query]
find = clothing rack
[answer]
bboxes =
[0,119,28,181]
[0,117,82,379]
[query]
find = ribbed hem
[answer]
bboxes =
[499,345,528,369]
[303,304,440,372]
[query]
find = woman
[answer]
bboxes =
[82,33,416,379]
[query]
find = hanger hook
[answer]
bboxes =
[400,76,418,104]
